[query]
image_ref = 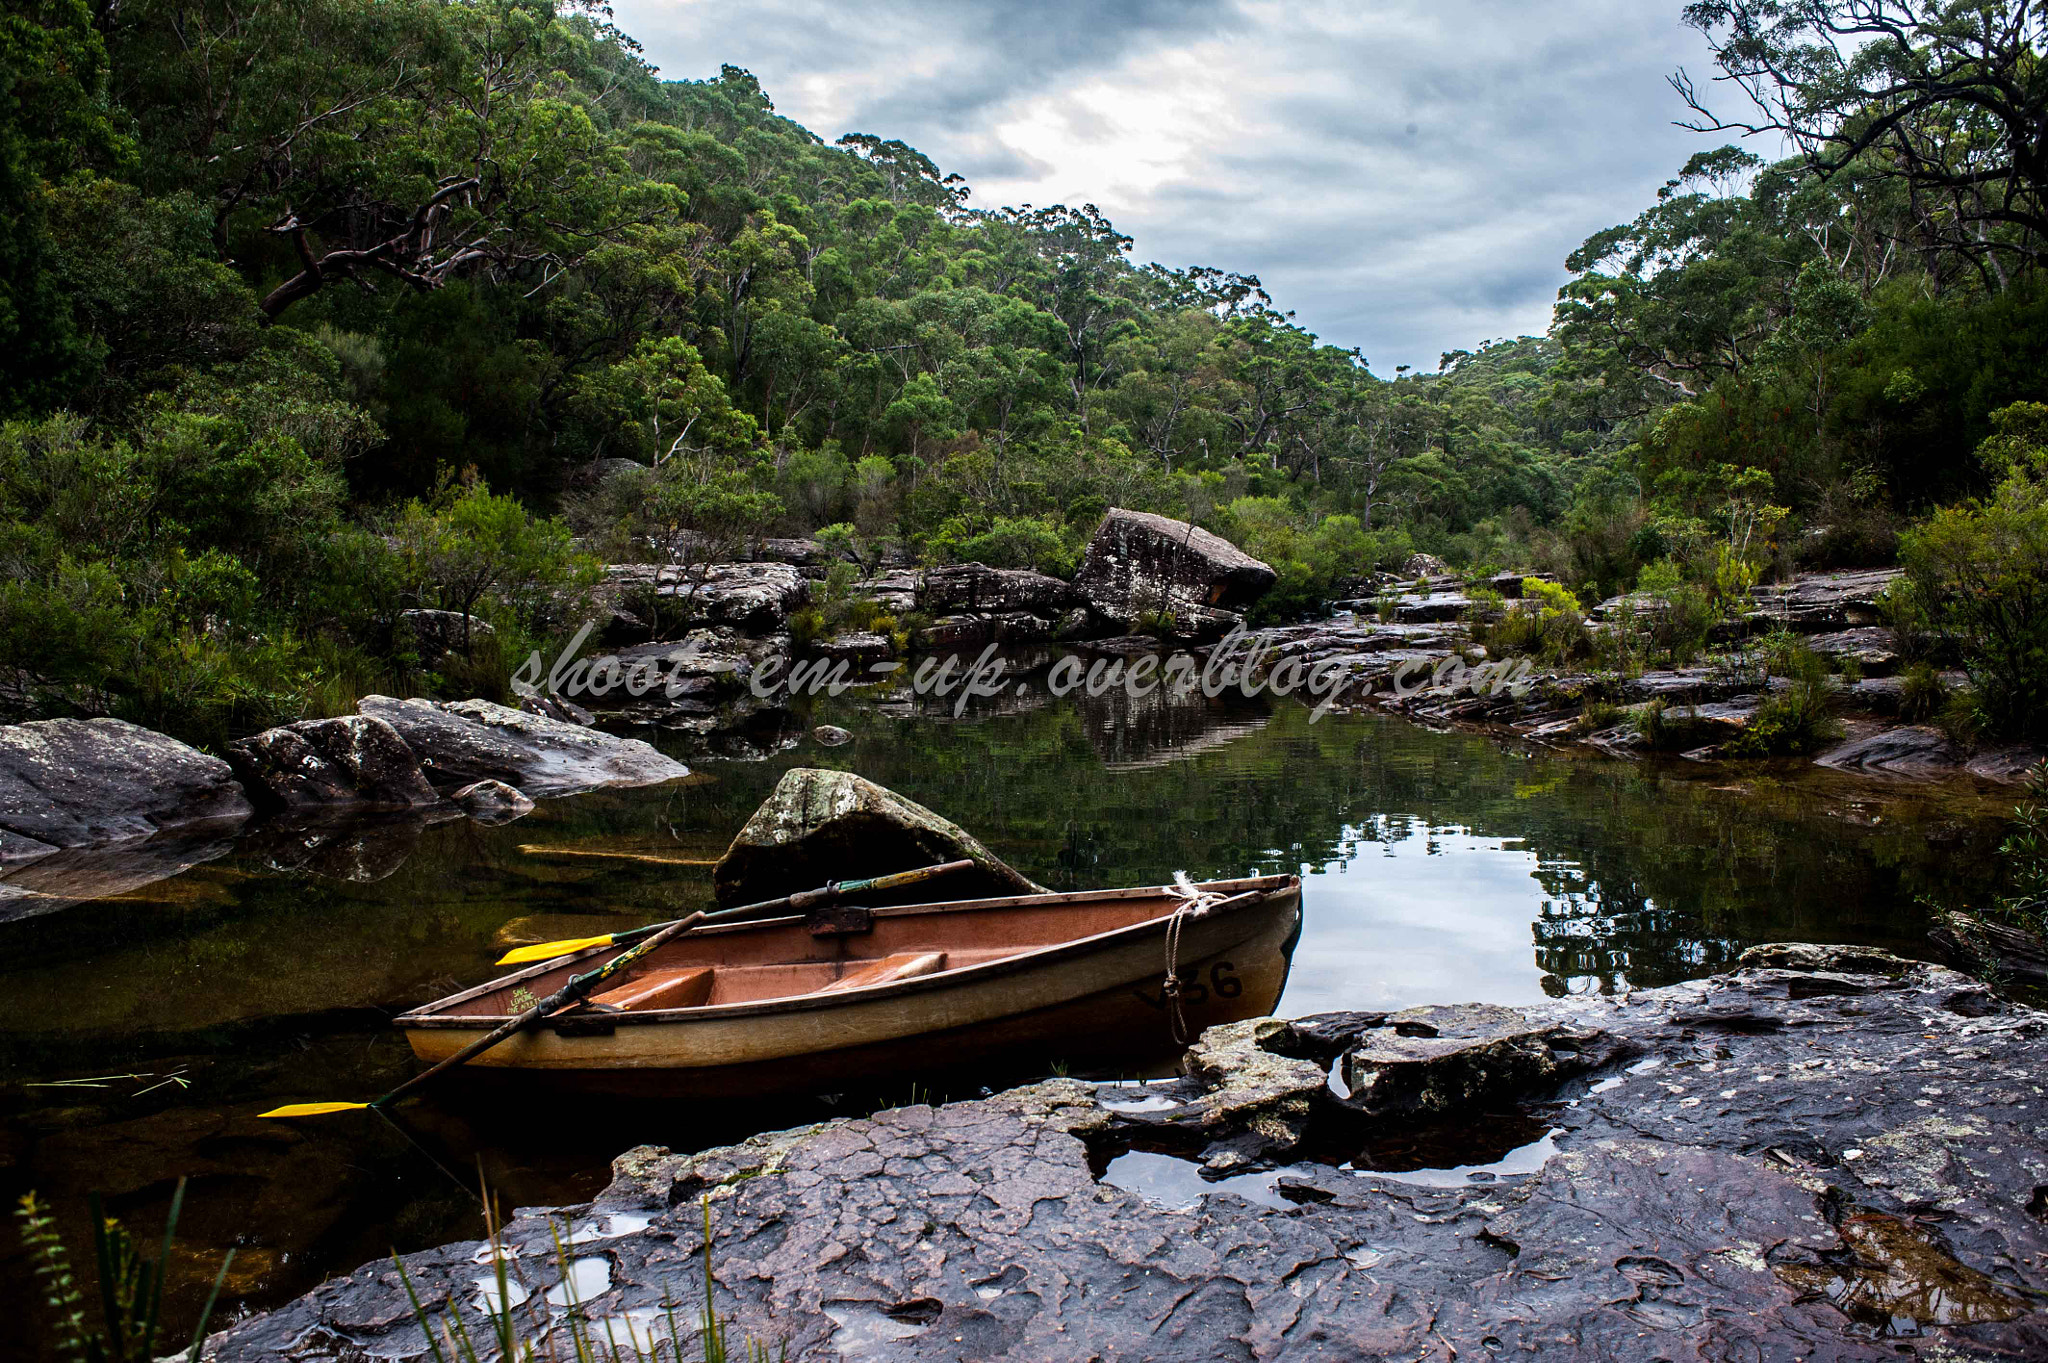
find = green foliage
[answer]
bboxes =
[1900,404,2048,739]
[1725,658,1842,759]
[16,1179,233,1363]
[395,477,599,641]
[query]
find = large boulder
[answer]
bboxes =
[0,718,252,863]
[1814,724,1961,777]
[225,715,440,813]
[917,563,1076,617]
[357,696,690,797]
[712,767,1046,908]
[1073,508,1276,637]
[602,561,808,637]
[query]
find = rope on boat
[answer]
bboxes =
[1163,873,1227,1046]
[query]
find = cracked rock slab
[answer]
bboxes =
[205,949,2048,1363]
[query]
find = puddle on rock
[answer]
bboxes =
[591,1307,665,1352]
[1345,1129,1560,1188]
[544,1256,613,1308]
[569,1211,654,1244]
[822,1298,942,1352]
[1775,1213,2031,1331]
[472,1275,530,1314]
[1101,1149,1320,1211]
[1095,1082,1185,1114]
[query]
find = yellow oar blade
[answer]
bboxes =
[497,933,617,966]
[259,1101,371,1118]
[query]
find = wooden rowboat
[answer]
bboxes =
[396,874,1302,1096]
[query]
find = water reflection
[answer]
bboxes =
[0,679,2016,1359]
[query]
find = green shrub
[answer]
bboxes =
[1899,662,1950,723]
[1724,678,1842,757]
[1899,402,2048,739]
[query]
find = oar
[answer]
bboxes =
[493,859,979,965]
[257,858,977,1119]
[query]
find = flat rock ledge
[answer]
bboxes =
[208,947,2048,1362]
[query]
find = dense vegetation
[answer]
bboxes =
[2,0,2046,745]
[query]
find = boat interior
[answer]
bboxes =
[416,875,1293,1022]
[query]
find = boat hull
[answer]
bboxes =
[402,878,1301,1097]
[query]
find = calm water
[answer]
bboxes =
[0,684,2014,1352]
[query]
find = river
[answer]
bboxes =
[0,684,2014,1354]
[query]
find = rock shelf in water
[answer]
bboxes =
[206,945,2047,1361]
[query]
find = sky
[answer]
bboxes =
[607,0,1742,374]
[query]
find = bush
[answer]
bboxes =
[1899,662,1950,723]
[1724,643,1842,758]
[1899,402,2048,739]
[1482,578,1593,664]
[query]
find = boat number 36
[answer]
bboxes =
[1134,961,1240,1009]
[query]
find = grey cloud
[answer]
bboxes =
[612,0,1737,371]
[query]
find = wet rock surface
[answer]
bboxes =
[712,767,1047,907]
[211,948,2048,1362]
[0,717,252,861]
[358,696,690,798]
[225,715,441,813]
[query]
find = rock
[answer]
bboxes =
[1965,745,2048,783]
[601,561,808,636]
[1402,551,1449,576]
[712,768,1047,908]
[1749,567,1901,631]
[1073,508,1275,638]
[0,718,252,863]
[357,696,690,797]
[812,631,892,662]
[519,689,595,726]
[811,725,852,747]
[1392,589,1471,623]
[1814,724,1962,777]
[1338,1003,1608,1119]
[860,567,921,615]
[225,715,440,813]
[450,779,535,826]
[206,951,2048,1363]
[1806,625,1900,676]
[396,609,494,657]
[1928,912,2048,996]
[917,563,1076,617]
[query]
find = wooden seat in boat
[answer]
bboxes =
[588,966,714,1012]
[816,951,947,994]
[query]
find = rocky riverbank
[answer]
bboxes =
[202,945,2047,1361]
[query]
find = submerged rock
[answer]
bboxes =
[0,717,252,862]
[357,696,690,797]
[450,779,536,826]
[225,715,440,813]
[712,767,1047,907]
[1074,507,1276,639]
[811,725,852,747]
[207,948,2048,1362]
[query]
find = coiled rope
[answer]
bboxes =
[1162,872,1227,1045]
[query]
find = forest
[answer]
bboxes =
[3,0,2047,745]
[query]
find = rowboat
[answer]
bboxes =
[396,873,1302,1096]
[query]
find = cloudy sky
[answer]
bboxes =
[608,0,1739,374]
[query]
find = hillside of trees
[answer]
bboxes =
[4,0,2047,745]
